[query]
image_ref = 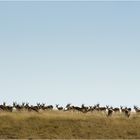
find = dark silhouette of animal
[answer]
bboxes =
[107,108,113,117]
[113,107,120,112]
[41,103,53,111]
[94,104,107,112]
[120,106,131,118]
[134,106,140,113]
[56,104,63,111]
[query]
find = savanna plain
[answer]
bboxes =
[0,110,140,139]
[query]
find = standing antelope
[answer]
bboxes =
[134,106,140,113]
[56,104,63,111]
[106,106,113,117]
[120,106,131,118]
[113,107,120,113]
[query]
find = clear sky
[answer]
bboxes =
[0,1,140,107]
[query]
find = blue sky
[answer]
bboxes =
[0,1,140,107]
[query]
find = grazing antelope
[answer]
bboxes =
[0,104,5,111]
[71,106,83,113]
[126,107,131,112]
[95,104,107,112]
[46,105,53,110]
[65,103,74,111]
[124,109,131,118]
[0,102,7,111]
[13,102,23,111]
[56,104,63,111]
[107,108,113,117]
[30,105,39,112]
[120,106,126,113]
[41,103,53,111]
[120,106,131,118]
[0,102,13,112]
[65,103,71,109]
[25,103,39,112]
[88,106,96,112]
[106,106,113,117]
[81,104,89,113]
[134,106,140,113]
[113,107,120,113]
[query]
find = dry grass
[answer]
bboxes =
[0,111,140,139]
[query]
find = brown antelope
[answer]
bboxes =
[1,102,13,112]
[107,108,113,117]
[124,109,130,118]
[0,104,5,111]
[106,106,113,117]
[65,103,71,109]
[25,103,39,112]
[41,103,53,111]
[120,106,126,113]
[120,106,131,118]
[56,104,63,111]
[13,102,23,111]
[65,103,74,111]
[81,104,89,113]
[88,106,96,112]
[95,104,107,112]
[113,107,120,113]
[134,106,140,113]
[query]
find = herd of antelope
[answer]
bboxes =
[0,102,140,117]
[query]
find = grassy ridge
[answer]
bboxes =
[0,111,140,139]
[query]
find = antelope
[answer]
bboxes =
[13,102,23,111]
[65,103,71,109]
[88,106,96,112]
[41,103,53,111]
[120,106,131,118]
[81,104,89,113]
[134,106,140,113]
[56,104,63,111]
[126,107,131,112]
[46,105,53,110]
[65,103,73,111]
[107,108,113,117]
[120,106,126,113]
[95,104,107,112]
[0,102,7,111]
[124,109,130,118]
[29,105,39,112]
[113,107,120,113]
[71,106,83,113]
[25,103,39,112]
[0,104,5,111]
[106,106,113,117]
[1,102,13,112]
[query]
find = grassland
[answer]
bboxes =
[0,111,140,139]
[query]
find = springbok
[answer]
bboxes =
[107,108,113,117]
[124,109,130,118]
[56,104,63,111]
[1,102,13,112]
[13,102,23,111]
[113,107,120,113]
[81,104,89,113]
[120,106,126,113]
[106,106,113,117]
[120,106,131,118]
[88,106,96,112]
[41,103,53,111]
[25,103,39,112]
[134,106,140,113]
[65,103,74,111]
